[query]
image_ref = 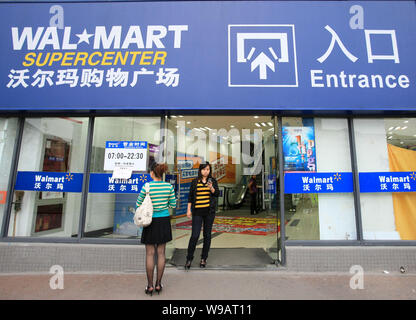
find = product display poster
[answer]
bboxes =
[104,141,147,171]
[282,126,316,172]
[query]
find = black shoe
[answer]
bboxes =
[145,286,154,296]
[200,259,207,268]
[155,283,163,295]
[185,260,192,270]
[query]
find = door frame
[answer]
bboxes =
[162,114,284,267]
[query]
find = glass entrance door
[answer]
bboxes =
[165,115,280,268]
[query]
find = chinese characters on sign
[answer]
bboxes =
[359,172,416,193]
[14,172,83,192]
[311,24,409,89]
[285,172,416,194]
[7,68,180,88]
[284,172,354,194]
[104,141,148,171]
[89,173,151,193]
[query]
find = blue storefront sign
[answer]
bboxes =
[15,171,83,192]
[0,1,415,111]
[359,172,416,193]
[89,173,151,193]
[284,172,354,193]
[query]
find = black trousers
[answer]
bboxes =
[250,192,258,215]
[186,214,215,261]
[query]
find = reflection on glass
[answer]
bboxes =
[9,117,88,237]
[355,118,416,240]
[283,117,356,240]
[0,118,19,231]
[85,117,161,239]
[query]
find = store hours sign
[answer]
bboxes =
[104,141,148,171]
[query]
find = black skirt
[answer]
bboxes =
[140,216,172,244]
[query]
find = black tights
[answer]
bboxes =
[145,243,166,288]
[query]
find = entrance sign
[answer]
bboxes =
[229,25,298,86]
[104,141,147,171]
[0,1,415,110]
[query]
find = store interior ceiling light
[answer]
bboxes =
[255,123,261,127]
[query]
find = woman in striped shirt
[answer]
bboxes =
[136,162,176,296]
[185,162,219,269]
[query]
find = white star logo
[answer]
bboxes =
[75,29,93,45]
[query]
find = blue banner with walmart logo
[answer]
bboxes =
[359,172,416,193]
[15,171,83,192]
[0,1,415,111]
[284,172,354,194]
[89,173,151,193]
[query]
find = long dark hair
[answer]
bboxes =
[197,162,213,181]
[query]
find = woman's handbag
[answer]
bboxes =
[134,183,153,227]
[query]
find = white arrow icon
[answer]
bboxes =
[251,52,275,79]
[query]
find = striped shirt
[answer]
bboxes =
[136,181,176,218]
[195,180,211,209]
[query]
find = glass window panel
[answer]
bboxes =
[283,117,356,240]
[85,117,161,239]
[0,118,19,233]
[9,117,89,237]
[354,118,416,240]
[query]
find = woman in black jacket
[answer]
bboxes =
[185,162,219,269]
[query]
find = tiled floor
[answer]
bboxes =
[170,208,279,262]
[100,196,321,265]
[284,194,320,240]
